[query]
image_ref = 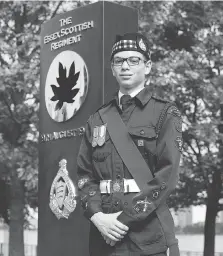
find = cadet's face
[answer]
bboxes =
[111,51,151,90]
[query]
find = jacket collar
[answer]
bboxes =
[111,86,152,108]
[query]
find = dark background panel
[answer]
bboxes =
[103,2,138,103]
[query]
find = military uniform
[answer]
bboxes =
[77,86,182,256]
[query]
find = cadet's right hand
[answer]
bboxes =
[90,211,129,242]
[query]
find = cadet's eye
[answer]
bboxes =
[113,58,123,66]
[128,57,141,65]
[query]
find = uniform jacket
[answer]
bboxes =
[77,86,182,256]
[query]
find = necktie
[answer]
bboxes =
[120,95,132,111]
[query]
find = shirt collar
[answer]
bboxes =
[118,86,145,105]
[112,85,153,108]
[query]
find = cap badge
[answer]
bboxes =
[138,39,147,51]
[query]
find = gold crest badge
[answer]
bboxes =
[92,124,107,147]
[49,159,77,219]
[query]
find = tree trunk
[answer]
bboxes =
[9,170,25,256]
[203,165,221,256]
[203,188,217,256]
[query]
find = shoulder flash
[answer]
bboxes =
[151,95,170,103]
[167,105,181,117]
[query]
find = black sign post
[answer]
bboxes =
[39,2,138,256]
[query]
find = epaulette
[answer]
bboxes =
[151,95,170,103]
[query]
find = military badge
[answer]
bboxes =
[152,190,160,199]
[133,197,151,213]
[97,124,107,146]
[167,106,181,117]
[138,140,144,147]
[175,118,182,133]
[92,126,99,147]
[92,124,107,147]
[78,177,89,189]
[89,189,96,197]
[49,159,77,219]
[111,179,124,193]
[138,38,147,51]
[175,136,183,152]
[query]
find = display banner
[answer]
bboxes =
[39,2,138,256]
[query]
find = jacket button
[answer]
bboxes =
[114,201,119,206]
[124,202,128,206]
[116,174,121,179]
[140,130,145,135]
[160,182,166,190]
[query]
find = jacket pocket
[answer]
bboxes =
[92,133,112,162]
[128,212,164,245]
[92,151,111,162]
[128,126,158,156]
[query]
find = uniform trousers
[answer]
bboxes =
[89,224,168,256]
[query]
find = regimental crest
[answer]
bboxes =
[49,159,77,219]
[92,124,107,147]
[45,50,89,122]
[138,38,147,52]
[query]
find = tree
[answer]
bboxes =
[0,1,83,255]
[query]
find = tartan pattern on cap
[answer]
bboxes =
[111,40,137,56]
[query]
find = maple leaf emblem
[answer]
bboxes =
[50,61,80,111]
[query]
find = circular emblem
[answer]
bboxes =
[45,50,89,122]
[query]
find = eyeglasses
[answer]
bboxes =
[112,56,147,66]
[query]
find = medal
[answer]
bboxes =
[92,126,99,147]
[97,124,107,146]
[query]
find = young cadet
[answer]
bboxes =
[77,32,183,256]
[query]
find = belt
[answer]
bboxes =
[100,179,140,194]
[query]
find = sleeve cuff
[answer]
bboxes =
[84,202,102,219]
[117,211,136,227]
